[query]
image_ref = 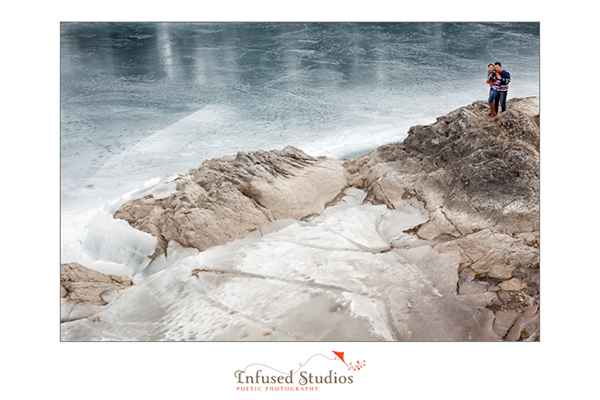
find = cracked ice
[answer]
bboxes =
[61,188,494,341]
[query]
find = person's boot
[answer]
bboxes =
[489,102,496,117]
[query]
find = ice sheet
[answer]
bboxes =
[61,189,493,341]
[77,210,157,276]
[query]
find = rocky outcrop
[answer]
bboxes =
[435,229,538,280]
[345,97,539,237]
[61,262,134,306]
[61,262,134,322]
[344,97,540,340]
[114,146,349,258]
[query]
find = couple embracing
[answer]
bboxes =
[486,62,511,117]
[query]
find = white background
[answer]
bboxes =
[2,1,597,399]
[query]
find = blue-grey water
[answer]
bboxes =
[60,22,539,245]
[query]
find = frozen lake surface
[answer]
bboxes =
[61,22,539,245]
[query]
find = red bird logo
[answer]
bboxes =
[332,351,366,371]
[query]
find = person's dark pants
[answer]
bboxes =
[494,91,508,113]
